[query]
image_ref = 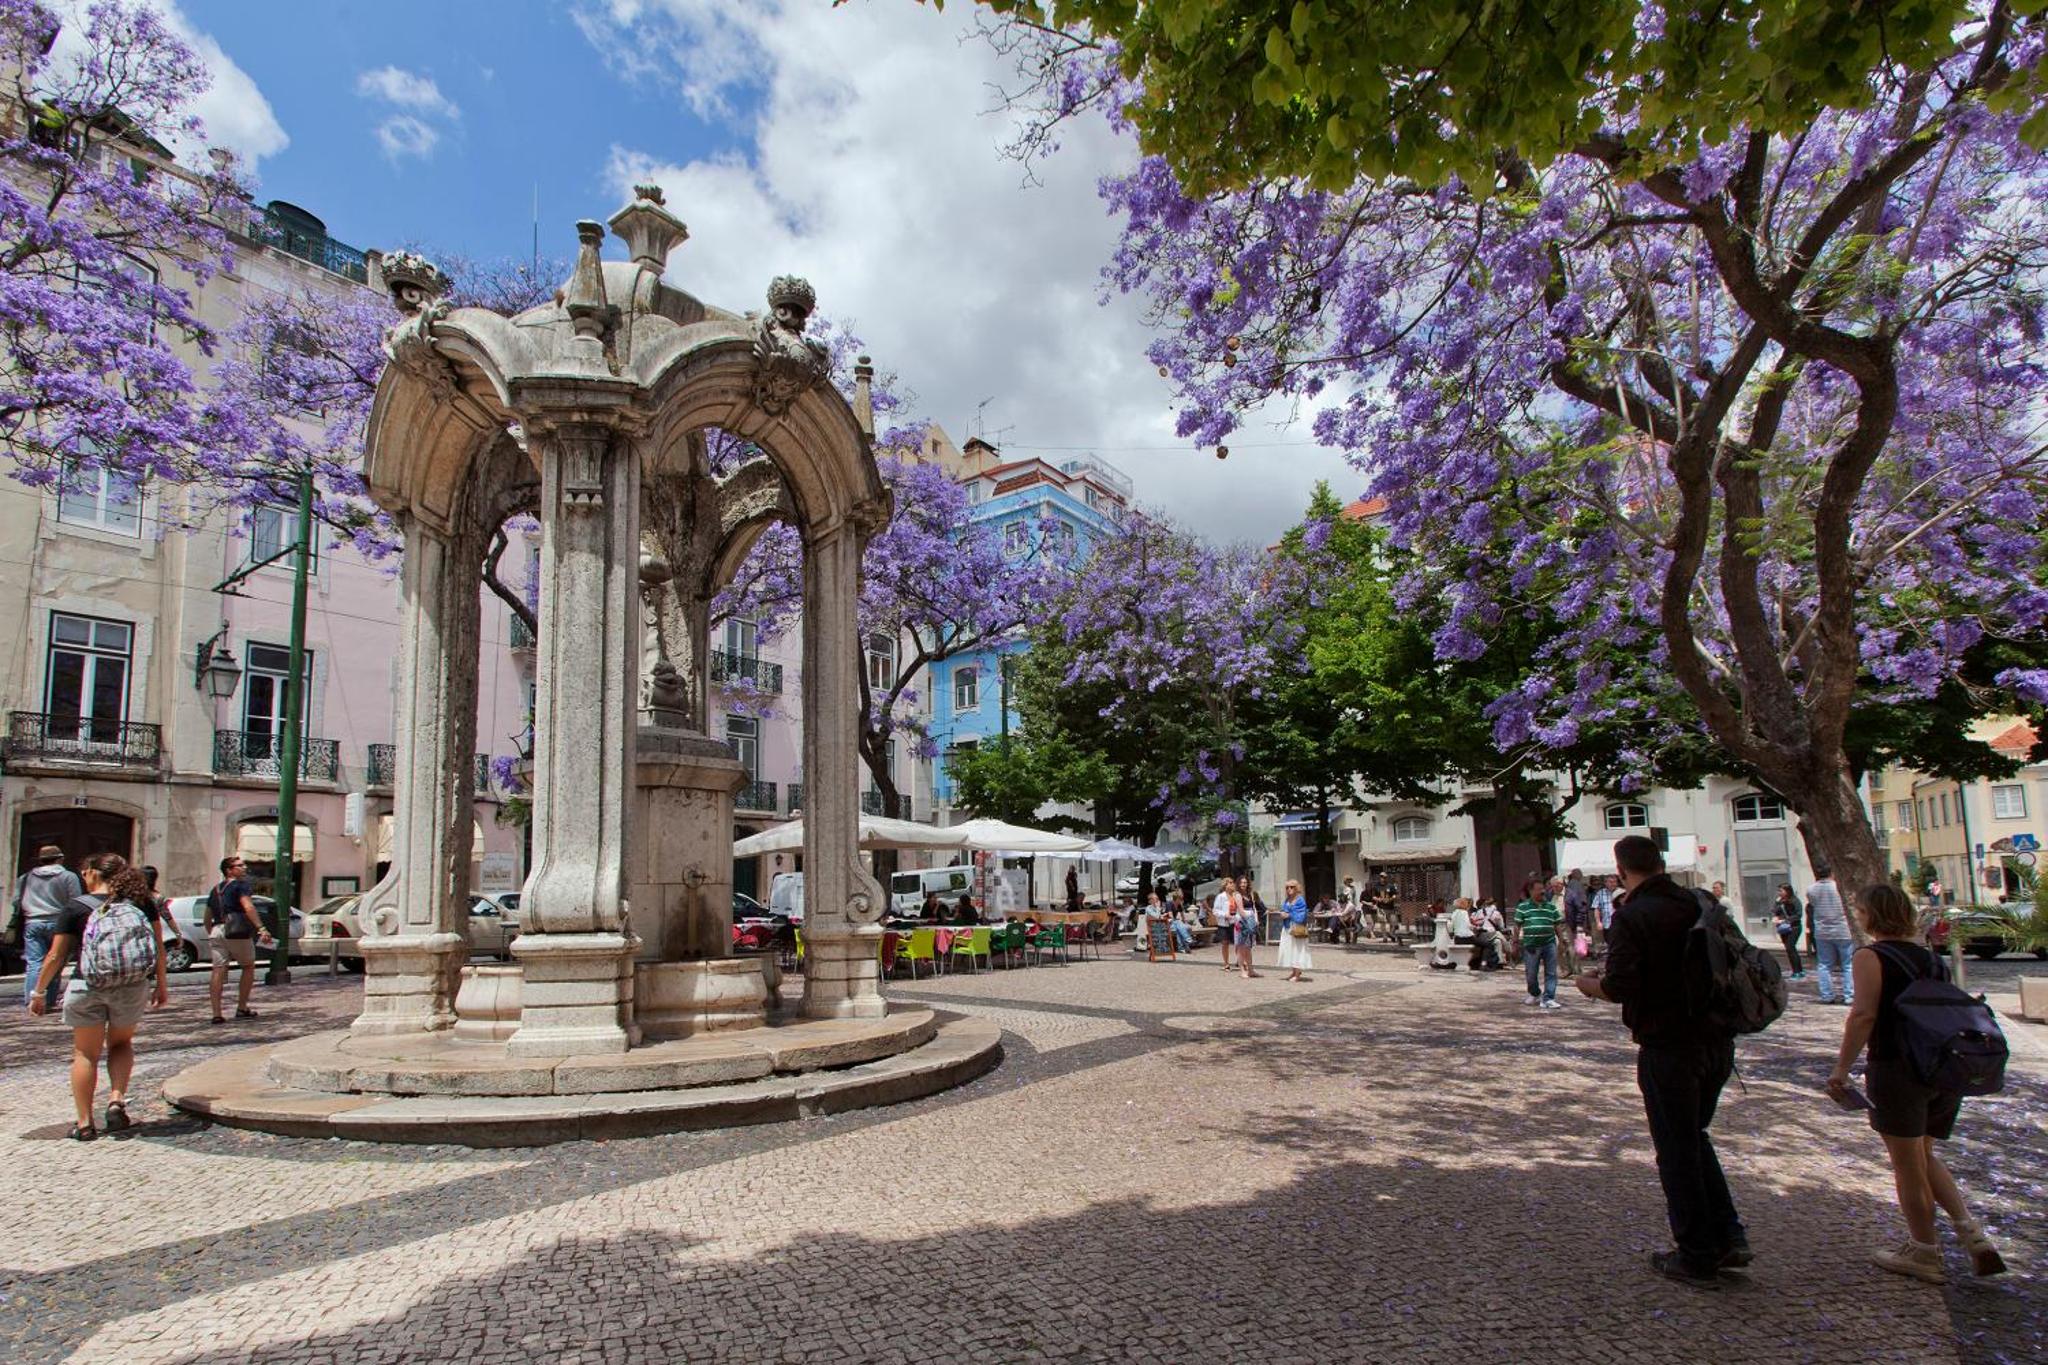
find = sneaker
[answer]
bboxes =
[1872,1239,1944,1284]
[1789,971,1806,979]
[1648,1251,1721,1288]
[1540,999,1562,1010]
[1524,995,1540,1006]
[1954,1220,2008,1277]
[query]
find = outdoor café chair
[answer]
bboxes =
[1030,923,1067,966]
[896,927,939,980]
[949,926,993,974]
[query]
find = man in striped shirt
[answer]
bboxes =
[1514,890,1564,1008]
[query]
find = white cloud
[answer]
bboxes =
[373,114,439,161]
[46,0,289,170]
[577,2,1357,542]
[355,66,460,120]
[571,0,762,120]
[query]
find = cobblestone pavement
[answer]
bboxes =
[0,946,2041,1364]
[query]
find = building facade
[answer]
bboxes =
[1872,719,2045,906]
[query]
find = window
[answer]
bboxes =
[1732,793,1786,823]
[1002,522,1029,556]
[725,715,758,779]
[1993,784,2026,820]
[44,613,131,742]
[1053,523,1077,560]
[865,632,896,693]
[55,463,140,535]
[1916,799,1927,832]
[248,504,316,572]
[242,643,312,747]
[1603,802,1648,831]
[1390,816,1431,844]
[1939,792,1951,826]
[724,618,758,659]
[953,667,979,713]
[1896,800,1914,831]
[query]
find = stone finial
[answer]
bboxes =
[608,186,688,277]
[765,275,816,327]
[379,249,449,318]
[564,220,609,342]
[852,354,875,439]
[750,275,831,416]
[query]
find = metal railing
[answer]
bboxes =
[862,790,906,817]
[244,204,369,282]
[476,754,492,795]
[786,783,802,813]
[710,650,783,694]
[214,729,340,782]
[736,780,777,812]
[4,712,161,768]
[509,615,535,651]
[366,742,396,789]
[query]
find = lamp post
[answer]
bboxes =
[265,466,315,985]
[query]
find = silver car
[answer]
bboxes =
[160,894,304,972]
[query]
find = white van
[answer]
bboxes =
[769,871,805,922]
[890,864,974,917]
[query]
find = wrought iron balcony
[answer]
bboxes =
[476,754,492,795]
[710,650,783,694]
[509,615,535,651]
[736,780,777,813]
[214,729,340,783]
[366,742,396,789]
[243,204,368,282]
[4,712,161,769]
[861,790,900,817]
[786,783,802,813]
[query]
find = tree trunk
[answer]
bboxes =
[1781,758,1887,916]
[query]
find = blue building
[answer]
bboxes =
[922,437,1133,811]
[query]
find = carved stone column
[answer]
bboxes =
[509,418,643,1056]
[354,516,481,1036]
[799,518,888,1019]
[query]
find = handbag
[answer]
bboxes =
[1289,924,1309,939]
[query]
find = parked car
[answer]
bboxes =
[161,894,306,971]
[300,894,366,972]
[1935,906,2048,961]
[466,894,518,959]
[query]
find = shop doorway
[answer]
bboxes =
[16,808,133,879]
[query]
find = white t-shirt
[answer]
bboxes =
[1212,892,1234,925]
[1449,907,1473,938]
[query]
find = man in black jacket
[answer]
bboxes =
[1575,835,1749,1287]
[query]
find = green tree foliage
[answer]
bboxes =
[967,1,2040,190]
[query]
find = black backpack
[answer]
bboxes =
[1871,942,2008,1096]
[1686,891,1788,1034]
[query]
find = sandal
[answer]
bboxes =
[67,1123,97,1142]
[104,1101,131,1133]
[211,1015,226,1025]
[235,1008,259,1019]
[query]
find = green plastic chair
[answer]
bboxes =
[1031,923,1067,966]
[996,922,1027,967]
[949,926,993,973]
[896,927,939,980]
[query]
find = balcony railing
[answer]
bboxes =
[736,780,777,813]
[367,742,396,789]
[476,754,492,795]
[710,650,783,694]
[4,712,161,769]
[244,204,369,282]
[214,729,340,783]
[862,790,912,818]
[509,615,535,651]
[786,783,802,814]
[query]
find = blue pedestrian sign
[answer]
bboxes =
[2013,833,2040,852]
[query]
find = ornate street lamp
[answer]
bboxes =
[194,628,243,700]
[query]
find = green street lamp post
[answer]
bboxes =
[266,467,314,984]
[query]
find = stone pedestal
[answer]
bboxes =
[1412,913,1464,971]
[635,958,769,1039]
[632,727,747,963]
[800,924,889,1019]
[453,965,525,1042]
[507,932,638,1056]
[353,933,466,1037]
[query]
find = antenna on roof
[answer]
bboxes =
[971,396,995,439]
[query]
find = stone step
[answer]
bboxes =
[162,1013,1001,1146]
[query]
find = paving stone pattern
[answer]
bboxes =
[0,948,2041,1364]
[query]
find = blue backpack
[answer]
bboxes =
[1872,942,2008,1096]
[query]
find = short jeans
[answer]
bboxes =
[210,933,257,969]
[1867,1055,1962,1140]
[61,978,149,1030]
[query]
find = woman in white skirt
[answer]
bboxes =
[1277,879,1314,982]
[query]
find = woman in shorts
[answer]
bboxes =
[1826,883,2006,1283]
[27,853,168,1140]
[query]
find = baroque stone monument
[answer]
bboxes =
[354,187,900,1052]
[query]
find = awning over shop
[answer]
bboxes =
[237,822,318,861]
[1556,836,1699,876]
[373,816,486,864]
[1361,846,1466,866]
[1271,812,1323,832]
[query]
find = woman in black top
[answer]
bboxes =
[1827,883,2006,1283]
[1770,884,1805,978]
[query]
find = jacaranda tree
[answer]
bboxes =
[1090,22,2048,895]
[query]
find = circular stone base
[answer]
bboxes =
[163,1010,1000,1146]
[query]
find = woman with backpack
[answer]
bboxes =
[1826,883,2007,1283]
[26,852,168,1141]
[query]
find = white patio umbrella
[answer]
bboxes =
[1088,838,1174,862]
[948,817,1092,854]
[732,816,970,858]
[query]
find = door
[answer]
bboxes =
[1300,845,1337,902]
[44,613,131,747]
[242,642,312,768]
[733,856,759,900]
[1469,798,1552,907]
[16,809,134,879]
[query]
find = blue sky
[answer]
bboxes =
[182,1,747,265]
[149,1,1359,538]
